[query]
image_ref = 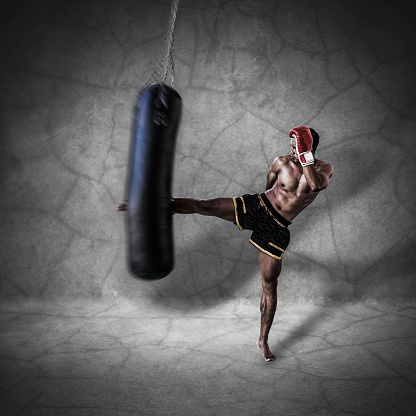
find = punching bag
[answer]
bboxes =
[127,83,182,280]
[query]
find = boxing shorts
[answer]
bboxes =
[233,193,291,260]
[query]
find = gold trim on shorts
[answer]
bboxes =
[233,197,243,230]
[258,195,286,228]
[249,239,284,260]
[239,196,246,213]
[268,242,284,253]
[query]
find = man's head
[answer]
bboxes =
[289,127,320,162]
[309,128,319,153]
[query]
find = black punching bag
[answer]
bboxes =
[127,83,181,280]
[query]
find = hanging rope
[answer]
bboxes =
[145,0,180,89]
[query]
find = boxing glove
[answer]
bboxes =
[289,126,314,166]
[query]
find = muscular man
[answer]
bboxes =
[172,126,333,361]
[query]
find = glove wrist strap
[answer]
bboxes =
[299,151,314,166]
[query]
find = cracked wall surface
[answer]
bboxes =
[0,0,415,305]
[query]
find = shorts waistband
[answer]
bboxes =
[259,193,291,227]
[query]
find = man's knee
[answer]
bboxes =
[262,274,278,295]
[197,199,213,216]
[259,252,281,291]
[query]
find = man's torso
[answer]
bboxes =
[265,155,328,221]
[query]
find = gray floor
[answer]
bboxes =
[1,299,416,416]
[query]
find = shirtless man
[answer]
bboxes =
[172,126,334,361]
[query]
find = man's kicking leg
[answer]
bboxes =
[173,197,235,222]
[257,250,282,362]
[118,198,235,222]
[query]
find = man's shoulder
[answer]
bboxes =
[270,155,290,171]
[275,155,291,165]
[315,159,334,175]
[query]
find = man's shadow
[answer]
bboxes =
[146,214,261,308]
[271,303,332,358]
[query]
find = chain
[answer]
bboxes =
[144,0,180,89]
[162,0,179,87]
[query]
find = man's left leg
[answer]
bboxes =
[257,249,282,362]
[118,198,235,223]
[173,197,235,222]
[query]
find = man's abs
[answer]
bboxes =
[265,186,317,222]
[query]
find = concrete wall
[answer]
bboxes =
[1,0,415,306]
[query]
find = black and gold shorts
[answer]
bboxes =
[233,193,291,260]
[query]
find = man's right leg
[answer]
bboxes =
[173,198,235,223]
[257,249,282,362]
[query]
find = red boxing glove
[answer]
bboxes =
[289,126,314,166]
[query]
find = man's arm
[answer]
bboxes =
[266,157,283,190]
[303,162,334,192]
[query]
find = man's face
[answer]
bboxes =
[290,137,298,162]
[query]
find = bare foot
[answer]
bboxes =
[117,200,128,211]
[257,340,276,362]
